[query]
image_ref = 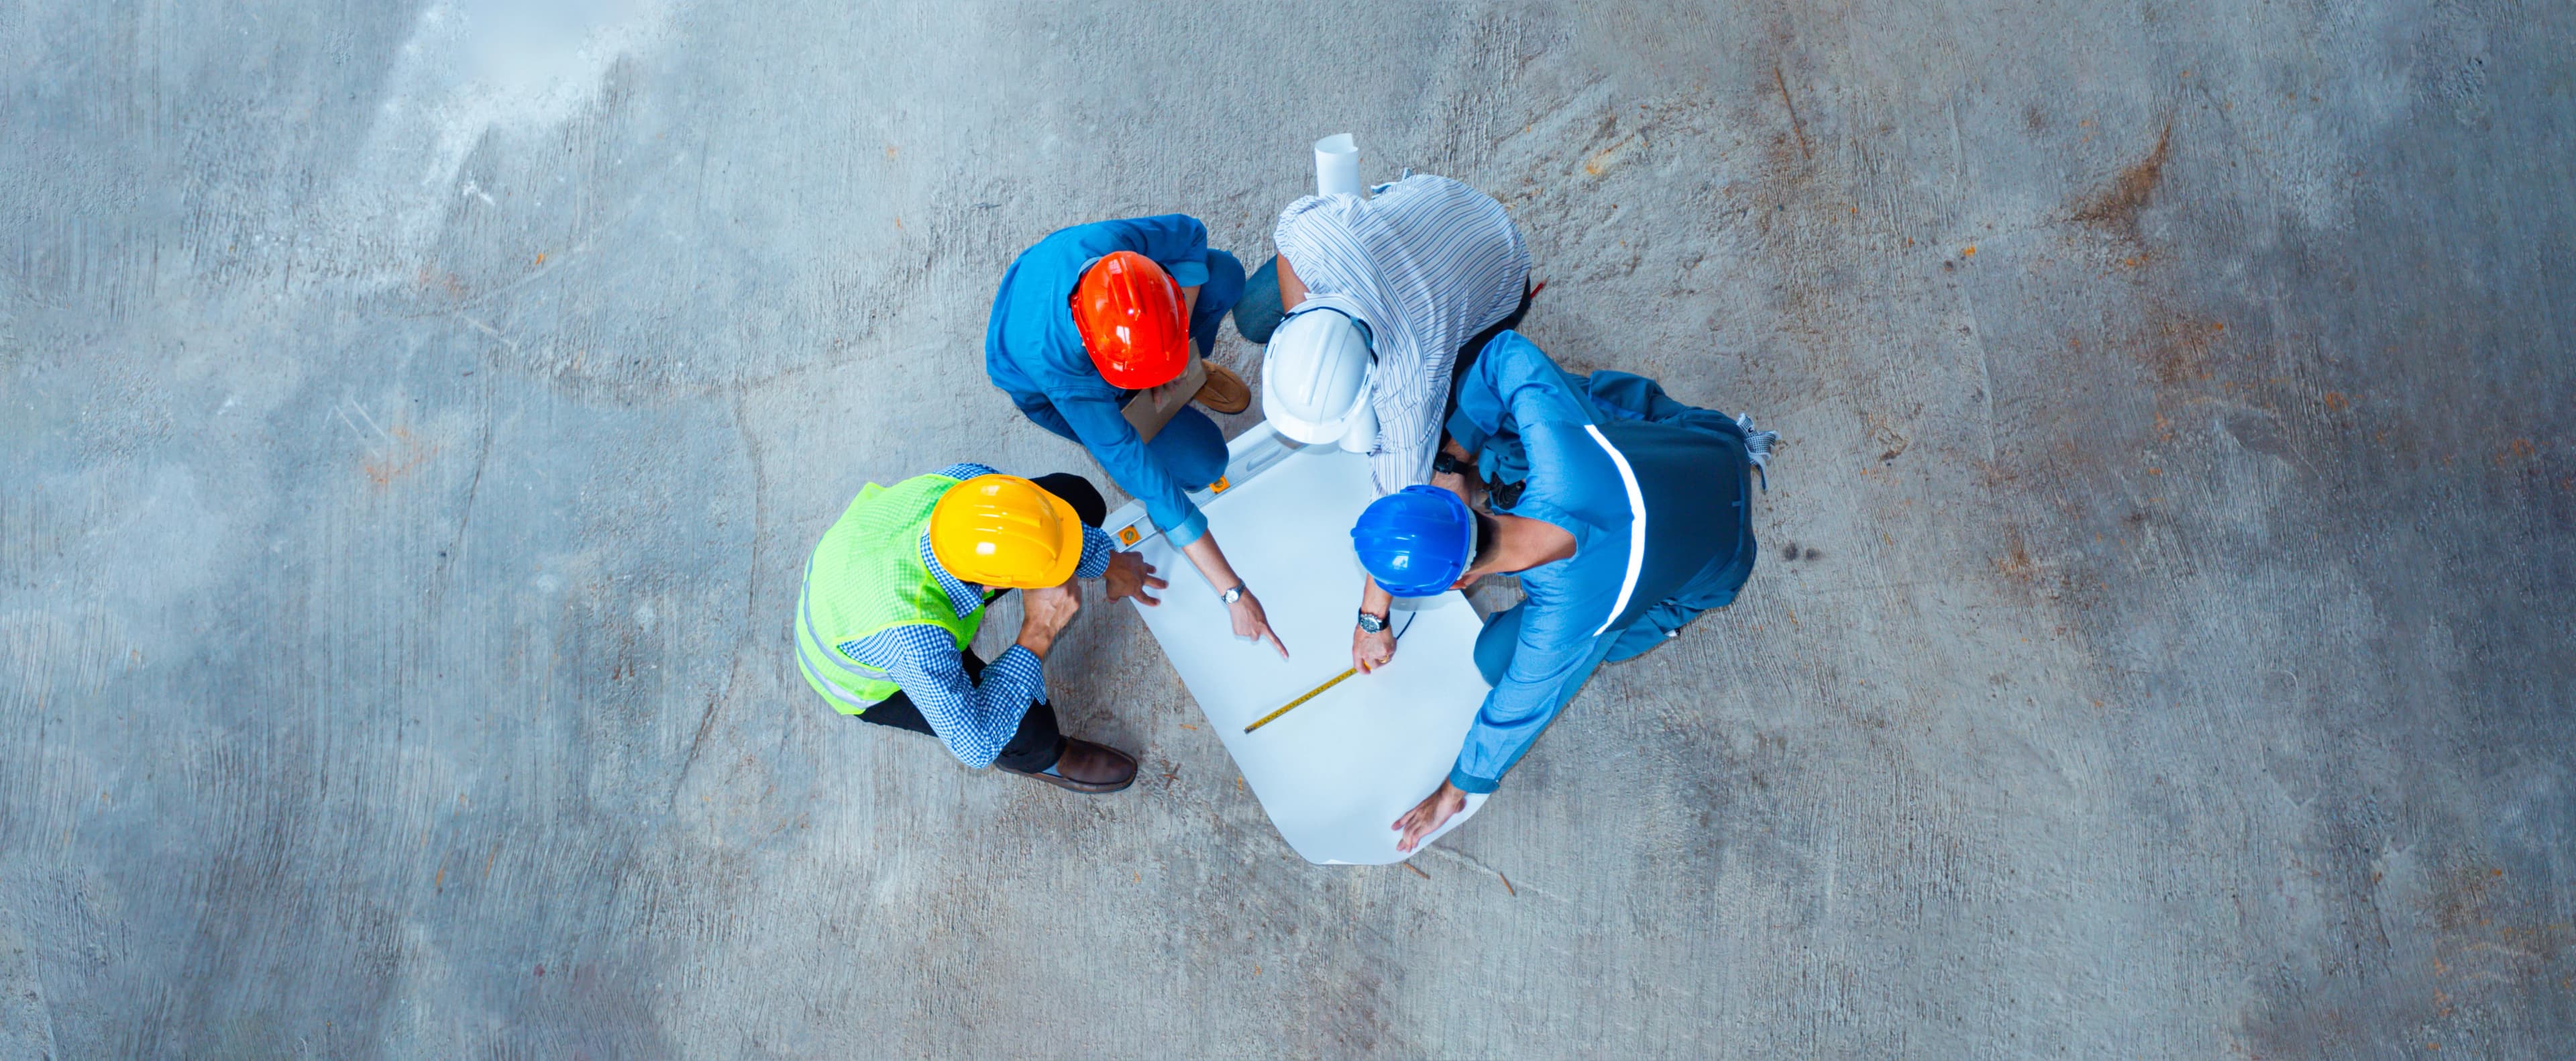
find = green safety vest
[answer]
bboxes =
[794,473,986,714]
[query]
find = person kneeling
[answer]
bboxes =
[794,464,1167,793]
[1348,332,1780,848]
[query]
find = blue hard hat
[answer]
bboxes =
[1350,485,1474,597]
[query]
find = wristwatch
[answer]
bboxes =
[1219,584,1246,605]
[1433,452,1470,476]
[1356,610,1388,634]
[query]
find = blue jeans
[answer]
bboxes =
[1233,255,1287,345]
[1146,407,1229,490]
[1189,249,1246,358]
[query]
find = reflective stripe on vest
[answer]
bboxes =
[1582,423,1648,638]
[794,569,892,711]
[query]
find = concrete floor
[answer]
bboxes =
[3,0,2571,1056]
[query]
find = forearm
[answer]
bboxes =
[1181,533,1240,593]
[1451,684,1575,790]
[1277,254,1307,311]
[1359,576,1393,617]
[887,642,1049,770]
[1014,618,1061,658]
[1059,393,1203,541]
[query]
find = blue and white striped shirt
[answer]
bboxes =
[837,464,1116,769]
[1273,174,1530,495]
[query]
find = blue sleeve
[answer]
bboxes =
[1105,214,1212,289]
[850,625,1050,770]
[932,462,1000,481]
[1444,332,1597,457]
[1448,596,1606,794]
[1055,391,1208,547]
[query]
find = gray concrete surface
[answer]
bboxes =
[3,0,2571,1056]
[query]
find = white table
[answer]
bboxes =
[1105,427,1491,864]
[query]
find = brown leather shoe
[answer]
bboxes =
[1193,363,1251,414]
[1004,738,1136,794]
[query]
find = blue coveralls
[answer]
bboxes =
[1440,332,1761,794]
[985,215,1246,548]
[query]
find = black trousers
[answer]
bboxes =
[853,471,1108,774]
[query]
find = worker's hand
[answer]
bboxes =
[1104,552,1166,606]
[1229,589,1290,659]
[1393,780,1468,853]
[1352,625,1396,674]
[1014,581,1081,657]
[1145,372,1194,407]
[1430,466,1472,500]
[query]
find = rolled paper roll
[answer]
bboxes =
[1313,133,1361,197]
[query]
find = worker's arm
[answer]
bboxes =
[1451,593,1601,792]
[1104,214,1212,289]
[1352,575,1397,672]
[1053,391,1209,547]
[1053,393,1285,656]
[1076,521,1166,606]
[1277,254,1307,311]
[1395,591,1601,847]
[1181,534,1287,658]
[845,617,1071,770]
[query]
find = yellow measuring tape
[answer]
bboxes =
[1242,666,1359,734]
[1241,612,1417,734]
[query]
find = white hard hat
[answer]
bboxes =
[1261,305,1379,453]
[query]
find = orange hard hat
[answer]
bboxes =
[1071,250,1189,389]
[927,474,1085,589]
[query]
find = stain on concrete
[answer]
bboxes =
[2072,118,2176,242]
[3,0,2572,1058]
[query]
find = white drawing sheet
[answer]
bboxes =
[1107,427,1491,865]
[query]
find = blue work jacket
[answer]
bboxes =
[985,215,1216,545]
[1442,332,1758,792]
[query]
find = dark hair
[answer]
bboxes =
[1470,511,1500,569]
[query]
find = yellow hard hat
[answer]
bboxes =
[928,474,1084,589]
